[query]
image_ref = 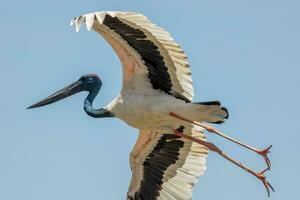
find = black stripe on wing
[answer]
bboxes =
[103,15,190,103]
[130,134,184,200]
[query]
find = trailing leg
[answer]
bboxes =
[173,129,274,196]
[170,112,272,169]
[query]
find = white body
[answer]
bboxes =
[108,94,185,130]
[108,93,225,131]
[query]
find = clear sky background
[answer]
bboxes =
[0,0,299,199]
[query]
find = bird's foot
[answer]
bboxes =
[255,168,274,197]
[255,145,272,170]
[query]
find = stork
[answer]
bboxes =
[28,11,274,199]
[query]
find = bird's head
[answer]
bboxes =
[27,74,102,109]
[78,74,102,91]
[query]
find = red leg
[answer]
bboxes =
[170,112,272,169]
[173,130,274,196]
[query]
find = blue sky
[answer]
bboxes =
[0,0,299,199]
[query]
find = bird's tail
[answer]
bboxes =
[180,101,229,124]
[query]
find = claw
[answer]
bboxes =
[256,168,274,197]
[257,145,272,169]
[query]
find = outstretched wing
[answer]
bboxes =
[71,11,194,103]
[127,125,208,200]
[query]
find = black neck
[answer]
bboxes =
[84,89,113,118]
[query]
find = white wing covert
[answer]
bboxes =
[127,125,208,200]
[71,11,194,103]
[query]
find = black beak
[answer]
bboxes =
[27,80,83,109]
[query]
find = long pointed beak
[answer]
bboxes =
[27,80,83,109]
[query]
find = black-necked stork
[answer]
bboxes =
[28,11,274,199]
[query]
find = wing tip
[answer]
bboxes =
[70,11,134,32]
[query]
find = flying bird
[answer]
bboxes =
[28,11,274,199]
